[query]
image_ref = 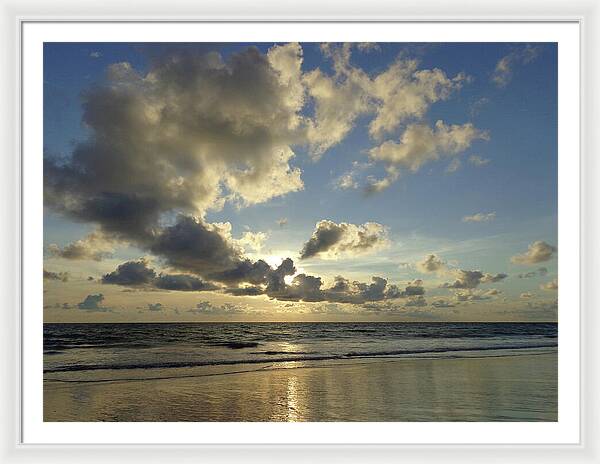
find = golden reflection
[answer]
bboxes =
[286,375,300,421]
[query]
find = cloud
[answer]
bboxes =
[404,295,427,307]
[237,231,268,253]
[299,220,388,260]
[43,269,69,282]
[462,212,496,223]
[491,45,541,87]
[445,158,461,173]
[369,120,488,170]
[356,42,381,53]
[416,254,447,274]
[250,273,426,305]
[89,51,102,58]
[45,45,308,249]
[101,259,220,292]
[468,155,491,166]
[517,267,548,278]
[526,299,558,312]
[303,44,469,157]
[102,259,156,286]
[454,288,501,302]
[430,299,455,308]
[224,286,266,297]
[47,230,115,261]
[469,97,490,117]
[187,301,245,315]
[154,274,220,291]
[511,241,557,265]
[147,303,163,311]
[367,120,488,191]
[442,269,507,289]
[335,172,359,190]
[77,293,109,311]
[540,278,558,291]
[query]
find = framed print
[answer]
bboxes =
[1,0,599,462]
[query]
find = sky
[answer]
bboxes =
[42,42,558,322]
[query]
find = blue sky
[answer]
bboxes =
[43,42,558,321]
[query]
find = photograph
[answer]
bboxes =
[42,41,558,423]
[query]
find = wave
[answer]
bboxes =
[43,343,557,374]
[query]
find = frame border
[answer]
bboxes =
[2,0,599,462]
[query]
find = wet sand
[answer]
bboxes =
[44,352,557,422]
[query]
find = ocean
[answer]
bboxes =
[44,322,557,375]
[43,322,558,421]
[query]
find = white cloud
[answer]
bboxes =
[48,230,116,261]
[367,120,489,190]
[462,212,496,223]
[236,231,268,253]
[511,241,557,265]
[540,278,558,291]
[491,45,541,88]
[445,158,461,173]
[468,155,491,166]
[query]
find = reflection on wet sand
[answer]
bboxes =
[44,353,557,422]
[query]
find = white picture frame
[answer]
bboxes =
[1,0,599,462]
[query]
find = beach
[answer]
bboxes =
[44,351,557,422]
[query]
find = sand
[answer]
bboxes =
[43,352,557,422]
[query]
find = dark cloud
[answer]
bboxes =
[150,216,244,277]
[442,269,507,289]
[154,274,219,292]
[102,259,156,286]
[187,301,245,316]
[147,303,163,312]
[101,259,220,292]
[78,294,109,312]
[416,254,446,274]
[43,269,69,282]
[224,286,265,296]
[265,275,425,304]
[517,267,548,279]
[299,220,388,259]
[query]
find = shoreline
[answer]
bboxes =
[44,351,558,422]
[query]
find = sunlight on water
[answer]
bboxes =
[286,376,300,421]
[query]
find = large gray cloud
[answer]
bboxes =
[45,45,307,249]
[299,220,388,260]
[102,259,219,292]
